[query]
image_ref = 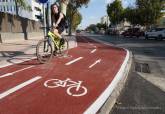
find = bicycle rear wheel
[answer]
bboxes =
[59,38,69,55]
[36,38,53,63]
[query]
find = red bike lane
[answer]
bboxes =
[0,35,128,114]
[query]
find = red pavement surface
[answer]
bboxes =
[0,35,127,114]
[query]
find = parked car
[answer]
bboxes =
[99,29,105,35]
[145,28,165,40]
[76,30,81,33]
[122,28,144,38]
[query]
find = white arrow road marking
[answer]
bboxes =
[0,66,34,78]
[0,76,42,100]
[65,57,83,66]
[90,49,97,54]
[89,59,102,69]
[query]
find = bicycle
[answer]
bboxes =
[44,78,87,97]
[36,27,69,63]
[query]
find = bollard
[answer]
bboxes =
[0,33,2,43]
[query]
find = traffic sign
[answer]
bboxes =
[38,0,48,3]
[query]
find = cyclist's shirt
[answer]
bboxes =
[54,12,66,28]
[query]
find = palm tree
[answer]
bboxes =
[14,0,32,16]
[14,0,32,40]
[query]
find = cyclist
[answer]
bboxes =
[51,2,66,45]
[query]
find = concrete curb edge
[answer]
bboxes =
[82,36,133,114]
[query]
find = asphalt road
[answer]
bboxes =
[83,33,165,114]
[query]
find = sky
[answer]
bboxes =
[79,0,136,29]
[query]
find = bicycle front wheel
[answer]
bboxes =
[59,38,69,55]
[36,39,53,63]
[67,86,87,97]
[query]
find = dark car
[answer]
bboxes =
[122,28,144,38]
[76,30,81,33]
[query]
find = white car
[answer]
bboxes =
[145,28,165,40]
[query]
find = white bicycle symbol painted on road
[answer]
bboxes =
[44,78,87,97]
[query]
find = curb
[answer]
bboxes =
[98,52,133,114]
[82,36,133,114]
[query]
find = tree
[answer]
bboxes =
[107,0,123,26]
[96,23,106,30]
[122,0,165,28]
[67,0,90,35]
[14,0,32,16]
[136,0,164,27]
[14,0,32,40]
[72,11,82,31]
[86,24,97,32]
[123,7,139,26]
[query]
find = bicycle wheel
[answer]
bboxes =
[59,38,69,55]
[44,79,62,88]
[67,86,87,97]
[36,38,53,63]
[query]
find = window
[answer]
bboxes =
[10,6,12,12]
[7,6,9,11]
[3,6,5,12]
[14,6,16,11]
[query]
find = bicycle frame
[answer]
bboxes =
[48,31,60,49]
[55,78,83,90]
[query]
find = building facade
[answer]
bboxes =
[0,0,42,21]
[0,0,43,32]
[100,15,110,26]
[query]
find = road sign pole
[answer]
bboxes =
[38,0,49,37]
[43,4,47,37]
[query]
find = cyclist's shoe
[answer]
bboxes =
[53,50,56,55]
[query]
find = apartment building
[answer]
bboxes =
[0,0,42,21]
[100,15,110,26]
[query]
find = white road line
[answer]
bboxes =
[89,59,102,69]
[0,57,36,69]
[90,49,97,54]
[65,57,83,66]
[0,66,34,78]
[0,76,42,100]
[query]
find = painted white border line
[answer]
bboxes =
[83,36,130,114]
[65,57,83,66]
[0,66,34,78]
[90,49,97,54]
[0,76,42,100]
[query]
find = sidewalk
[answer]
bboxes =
[0,33,77,68]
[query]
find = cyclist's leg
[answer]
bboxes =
[53,28,62,39]
[53,26,65,46]
[57,26,65,45]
